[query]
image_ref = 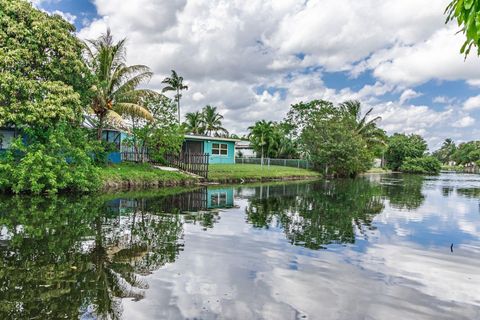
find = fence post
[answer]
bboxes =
[297,159,300,168]
[268,158,270,169]
[284,159,286,167]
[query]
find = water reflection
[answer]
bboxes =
[0,174,480,319]
[243,180,383,249]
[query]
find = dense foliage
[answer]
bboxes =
[280,99,385,177]
[445,0,480,56]
[432,138,457,164]
[183,105,228,137]
[0,126,100,194]
[385,134,428,171]
[452,140,480,165]
[432,138,480,166]
[247,121,298,159]
[399,156,442,174]
[125,95,184,163]
[0,0,100,194]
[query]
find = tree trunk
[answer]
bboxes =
[177,88,181,123]
[97,115,104,141]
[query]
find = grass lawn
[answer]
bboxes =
[99,162,195,186]
[365,167,392,174]
[208,164,320,181]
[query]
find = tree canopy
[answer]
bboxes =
[445,0,480,56]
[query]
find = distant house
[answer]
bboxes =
[102,128,130,164]
[0,127,20,151]
[182,134,238,164]
[235,140,255,158]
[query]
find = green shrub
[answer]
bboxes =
[0,127,100,195]
[399,156,441,175]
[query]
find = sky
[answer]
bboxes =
[32,0,480,150]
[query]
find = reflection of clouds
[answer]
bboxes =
[122,208,480,319]
[353,243,480,308]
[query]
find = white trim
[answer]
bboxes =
[184,134,240,142]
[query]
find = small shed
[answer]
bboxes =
[183,134,239,164]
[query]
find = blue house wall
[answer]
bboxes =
[203,140,236,164]
[183,136,237,164]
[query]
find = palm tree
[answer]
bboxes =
[162,70,188,123]
[339,100,386,148]
[248,120,275,163]
[85,30,155,140]
[202,105,228,136]
[184,111,205,134]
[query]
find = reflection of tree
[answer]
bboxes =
[380,174,425,210]
[244,180,384,250]
[456,188,480,199]
[0,194,185,319]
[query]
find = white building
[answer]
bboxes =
[235,140,256,158]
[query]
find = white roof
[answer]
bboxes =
[184,134,240,142]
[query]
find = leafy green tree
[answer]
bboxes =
[452,140,480,165]
[0,0,90,128]
[184,111,206,134]
[85,29,154,140]
[433,138,457,164]
[0,0,99,194]
[162,70,189,122]
[445,0,480,56]
[302,109,374,177]
[248,120,276,162]
[125,94,182,162]
[385,133,427,171]
[339,100,386,149]
[202,105,228,136]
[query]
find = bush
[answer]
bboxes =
[0,126,100,194]
[399,156,441,174]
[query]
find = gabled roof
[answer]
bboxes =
[184,134,240,142]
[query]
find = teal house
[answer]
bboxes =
[207,187,235,209]
[182,134,238,164]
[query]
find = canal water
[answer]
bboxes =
[1,173,479,319]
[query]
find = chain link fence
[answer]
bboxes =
[235,157,312,169]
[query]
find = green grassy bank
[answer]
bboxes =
[99,163,320,191]
[100,163,197,190]
[208,164,320,183]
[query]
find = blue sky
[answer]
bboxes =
[34,0,480,149]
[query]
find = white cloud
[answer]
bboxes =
[399,89,421,104]
[72,0,480,144]
[52,10,76,24]
[452,116,475,128]
[463,95,480,110]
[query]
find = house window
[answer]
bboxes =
[212,143,228,155]
[211,192,227,206]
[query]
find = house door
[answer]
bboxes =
[182,140,203,154]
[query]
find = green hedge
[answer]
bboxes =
[399,156,441,174]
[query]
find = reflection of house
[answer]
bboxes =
[207,187,234,209]
[182,134,239,164]
[235,140,255,158]
[106,187,235,215]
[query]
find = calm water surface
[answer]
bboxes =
[1,173,480,319]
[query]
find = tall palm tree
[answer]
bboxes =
[184,111,205,134]
[85,30,155,140]
[248,120,275,163]
[339,100,386,148]
[202,105,228,136]
[162,70,188,123]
